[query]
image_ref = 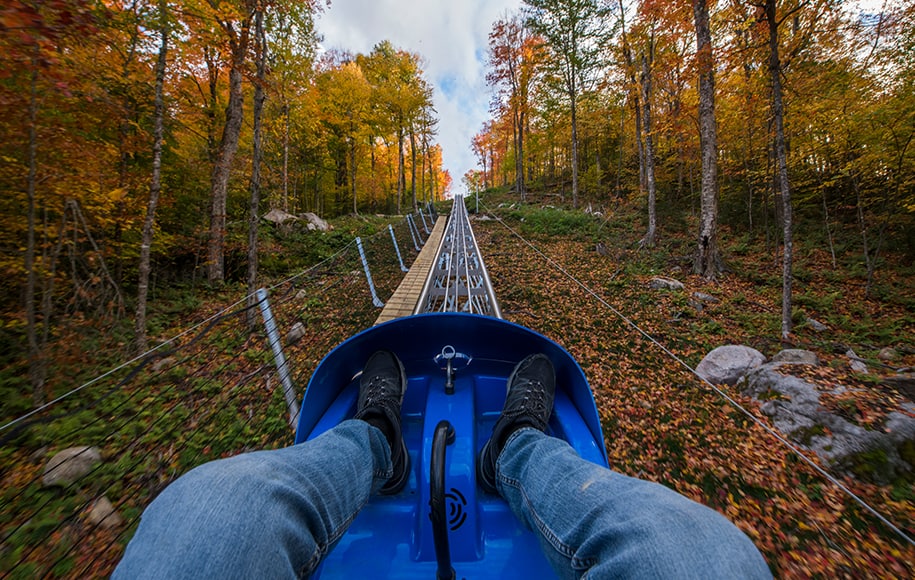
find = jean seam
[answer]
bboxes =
[498,430,598,572]
[298,496,370,578]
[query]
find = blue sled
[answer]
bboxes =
[295,313,609,578]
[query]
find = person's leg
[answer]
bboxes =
[114,420,391,579]
[115,350,410,579]
[496,429,771,579]
[479,354,770,579]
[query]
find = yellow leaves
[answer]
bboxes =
[107,187,128,202]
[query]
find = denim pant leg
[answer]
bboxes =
[496,428,772,579]
[114,420,391,579]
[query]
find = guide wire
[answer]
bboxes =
[481,202,914,548]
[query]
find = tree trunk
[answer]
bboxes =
[570,92,580,209]
[517,109,526,201]
[208,39,246,282]
[135,0,169,352]
[640,54,657,248]
[247,7,266,327]
[25,50,44,405]
[282,104,290,212]
[410,126,417,212]
[766,0,793,340]
[397,126,404,214]
[692,0,721,279]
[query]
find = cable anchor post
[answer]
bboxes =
[356,237,385,308]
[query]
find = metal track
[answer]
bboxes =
[414,196,502,318]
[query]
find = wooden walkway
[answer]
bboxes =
[374,216,446,325]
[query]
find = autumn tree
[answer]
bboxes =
[692,0,721,278]
[487,13,544,202]
[136,0,170,352]
[524,0,614,208]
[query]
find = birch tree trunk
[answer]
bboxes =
[246,7,266,326]
[208,24,248,282]
[135,0,169,352]
[692,0,721,278]
[640,53,657,248]
[25,50,44,404]
[765,0,794,340]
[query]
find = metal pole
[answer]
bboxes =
[389,224,409,272]
[406,214,423,249]
[256,288,300,428]
[356,237,385,308]
[418,207,431,234]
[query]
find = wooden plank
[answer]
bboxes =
[375,216,446,325]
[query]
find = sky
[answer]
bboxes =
[315,0,523,195]
[314,0,893,196]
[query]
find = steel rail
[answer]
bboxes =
[414,196,501,318]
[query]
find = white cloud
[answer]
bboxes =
[316,0,523,193]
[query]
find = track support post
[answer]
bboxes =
[356,237,385,308]
[256,288,300,429]
[418,207,431,234]
[406,214,423,250]
[389,224,409,272]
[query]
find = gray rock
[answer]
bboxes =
[286,322,306,346]
[696,345,766,385]
[805,317,828,332]
[649,277,685,291]
[692,292,719,303]
[846,349,869,374]
[300,212,329,232]
[741,363,915,482]
[43,446,101,486]
[86,496,123,529]
[878,347,900,362]
[151,357,177,372]
[263,208,298,225]
[295,289,308,301]
[772,349,819,366]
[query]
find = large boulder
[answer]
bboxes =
[43,446,102,487]
[301,212,330,232]
[263,208,298,225]
[740,363,915,482]
[696,345,766,385]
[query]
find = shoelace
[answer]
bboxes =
[363,375,400,408]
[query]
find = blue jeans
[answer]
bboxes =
[115,421,770,579]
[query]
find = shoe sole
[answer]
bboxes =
[379,353,409,495]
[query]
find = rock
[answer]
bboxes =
[649,277,685,291]
[86,496,123,529]
[286,322,306,346]
[883,374,915,400]
[43,447,102,486]
[263,208,298,225]
[151,357,176,372]
[847,349,869,374]
[295,289,308,301]
[300,212,329,232]
[595,243,610,257]
[696,345,766,385]
[741,363,915,482]
[772,349,819,366]
[878,347,900,362]
[692,292,719,303]
[805,317,828,332]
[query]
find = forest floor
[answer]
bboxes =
[473,189,914,577]
[2,190,914,577]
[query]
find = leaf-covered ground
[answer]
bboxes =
[2,203,913,578]
[473,203,914,578]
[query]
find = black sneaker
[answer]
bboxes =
[478,354,556,493]
[354,350,410,495]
